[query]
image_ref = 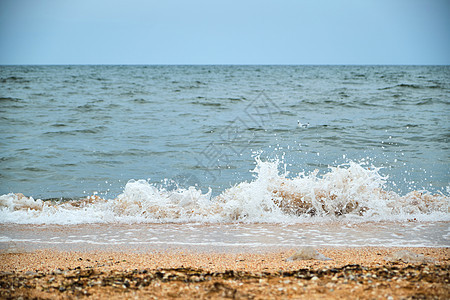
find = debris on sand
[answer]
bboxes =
[384,250,435,263]
[286,247,331,261]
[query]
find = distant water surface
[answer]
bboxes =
[1,65,448,199]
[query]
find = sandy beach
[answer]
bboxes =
[1,247,448,299]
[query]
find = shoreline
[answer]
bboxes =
[1,247,448,299]
[1,221,449,254]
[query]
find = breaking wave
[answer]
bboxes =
[0,158,448,224]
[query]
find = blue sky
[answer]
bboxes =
[0,0,449,65]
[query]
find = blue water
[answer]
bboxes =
[0,65,449,199]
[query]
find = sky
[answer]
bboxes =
[0,0,449,65]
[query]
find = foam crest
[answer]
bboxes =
[111,179,214,221]
[215,158,286,221]
[0,158,448,224]
[0,193,44,211]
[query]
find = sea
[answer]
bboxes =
[0,65,449,252]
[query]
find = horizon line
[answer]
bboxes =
[1,63,449,67]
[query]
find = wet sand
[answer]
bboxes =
[1,247,448,299]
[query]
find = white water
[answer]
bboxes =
[0,158,448,225]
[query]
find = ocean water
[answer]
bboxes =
[0,65,449,249]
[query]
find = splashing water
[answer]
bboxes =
[0,158,448,224]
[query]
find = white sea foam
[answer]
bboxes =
[0,158,448,224]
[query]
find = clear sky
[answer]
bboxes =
[0,0,449,65]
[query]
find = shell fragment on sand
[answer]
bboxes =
[286,247,331,261]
